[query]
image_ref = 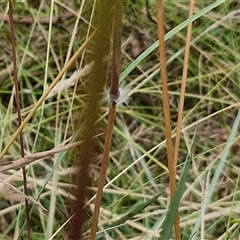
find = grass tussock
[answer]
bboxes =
[0,1,240,239]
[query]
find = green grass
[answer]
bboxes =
[0,1,240,239]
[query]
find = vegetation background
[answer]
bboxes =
[0,0,240,239]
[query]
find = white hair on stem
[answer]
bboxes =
[104,85,131,105]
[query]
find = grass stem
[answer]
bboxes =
[157,1,181,239]
[8,0,31,238]
[89,102,116,240]
[173,0,195,166]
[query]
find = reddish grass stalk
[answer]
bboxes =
[109,1,123,99]
[8,0,31,238]
[89,102,116,240]
[90,1,122,239]
[157,1,181,239]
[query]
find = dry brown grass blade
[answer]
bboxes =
[0,141,82,173]
[0,178,47,211]
[173,0,195,166]
[157,1,181,239]
[0,29,97,161]
[0,11,74,25]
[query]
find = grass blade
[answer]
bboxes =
[160,157,191,240]
[120,0,225,82]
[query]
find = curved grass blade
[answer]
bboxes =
[82,191,164,239]
[120,0,225,82]
[190,109,240,239]
[160,156,191,240]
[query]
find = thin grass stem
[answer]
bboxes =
[8,0,31,238]
[157,1,181,239]
[89,102,116,240]
[173,0,195,166]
